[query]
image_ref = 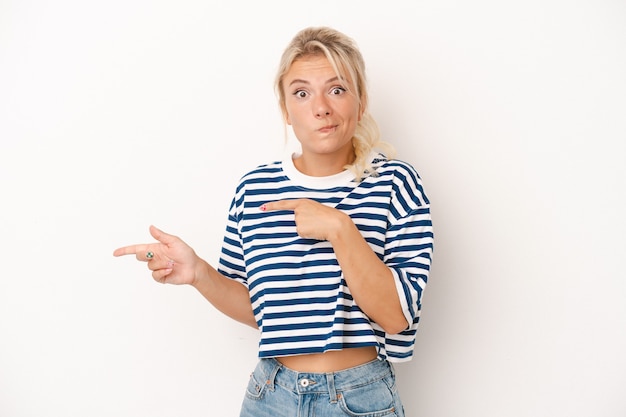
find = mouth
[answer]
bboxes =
[318,124,337,133]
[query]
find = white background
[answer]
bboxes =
[1,1,625,416]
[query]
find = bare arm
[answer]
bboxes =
[191,259,257,328]
[328,213,408,334]
[113,225,257,328]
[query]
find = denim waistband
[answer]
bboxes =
[255,357,394,399]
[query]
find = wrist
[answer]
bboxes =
[191,259,210,288]
[328,211,355,244]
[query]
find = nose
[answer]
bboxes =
[314,95,332,118]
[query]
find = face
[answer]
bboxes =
[282,55,361,172]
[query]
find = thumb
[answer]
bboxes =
[149,225,177,245]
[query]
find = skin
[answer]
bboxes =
[283,55,361,176]
[113,55,408,372]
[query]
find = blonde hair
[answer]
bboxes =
[275,26,394,181]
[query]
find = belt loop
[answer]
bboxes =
[265,359,281,391]
[326,372,338,404]
[388,360,395,378]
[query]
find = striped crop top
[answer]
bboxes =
[217,152,434,362]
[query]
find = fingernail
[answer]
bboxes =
[260,204,266,211]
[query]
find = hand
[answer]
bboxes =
[261,199,349,241]
[113,225,200,285]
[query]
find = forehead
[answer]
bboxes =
[286,55,335,80]
[284,55,354,90]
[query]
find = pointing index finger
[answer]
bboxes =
[113,244,148,257]
[261,199,300,212]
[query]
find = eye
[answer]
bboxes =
[293,90,308,98]
[330,87,346,95]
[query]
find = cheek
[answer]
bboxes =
[284,103,296,126]
[282,106,291,125]
[341,101,361,123]
[285,106,305,128]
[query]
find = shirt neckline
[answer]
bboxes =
[281,151,357,190]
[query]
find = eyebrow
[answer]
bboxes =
[288,76,340,87]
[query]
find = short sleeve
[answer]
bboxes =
[384,162,434,330]
[217,195,248,288]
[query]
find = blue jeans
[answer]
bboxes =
[239,357,405,417]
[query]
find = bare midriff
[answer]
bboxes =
[276,346,378,373]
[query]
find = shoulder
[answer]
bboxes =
[227,160,285,211]
[234,160,285,189]
[373,155,430,206]
[239,160,283,181]
[372,154,423,185]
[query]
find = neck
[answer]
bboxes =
[294,149,356,177]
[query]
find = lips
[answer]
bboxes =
[318,125,337,133]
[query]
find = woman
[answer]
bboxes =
[114,26,433,417]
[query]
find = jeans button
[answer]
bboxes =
[299,379,309,387]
